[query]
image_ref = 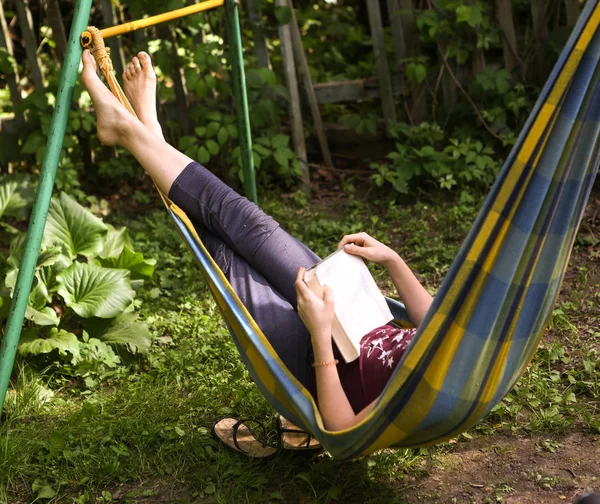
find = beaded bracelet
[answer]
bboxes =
[312,359,339,368]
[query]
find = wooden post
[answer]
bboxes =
[15,0,44,90]
[495,0,519,75]
[45,0,68,60]
[386,0,405,74]
[288,0,333,168]
[276,0,309,189]
[100,0,127,76]
[365,0,396,130]
[0,2,23,125]
[398,0,426,123]
[565,0,580,27]
[530,0,548,79]
[246,0,271,68]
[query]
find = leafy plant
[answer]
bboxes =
[370,122,501,195]
[0,176,155,377]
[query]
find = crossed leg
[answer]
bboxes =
[81,49,319,383]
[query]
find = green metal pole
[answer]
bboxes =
[0,0,93,413]
[224,0,257,203]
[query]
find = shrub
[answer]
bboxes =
[0,175,155,379]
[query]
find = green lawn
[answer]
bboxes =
[1,188,599,503]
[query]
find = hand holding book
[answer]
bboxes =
[338,232,400,269]
[295,266,335,343]
[301,246,394,362]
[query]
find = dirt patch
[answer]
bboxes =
[400,433,600,503]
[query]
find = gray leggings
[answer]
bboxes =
[168,162,320,385]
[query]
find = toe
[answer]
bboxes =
[81,49,97,73]
[132,56,141,71]
[138,51,151,67]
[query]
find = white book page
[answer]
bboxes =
[316,251,393,346]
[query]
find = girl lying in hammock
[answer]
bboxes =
[81,49,433,448]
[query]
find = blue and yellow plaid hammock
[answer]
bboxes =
[163,1,600,459]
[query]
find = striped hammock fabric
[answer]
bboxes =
[164,0,600,459]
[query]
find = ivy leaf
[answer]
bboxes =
[258,68,277,86]
[197,146,211,165]
[271,134,290,149]
[217,127,229,146]
[274,150,290,169]
[179,135,197,150]
[86,312,152,354]
[19,328,81,362]
[21,131,46,155]
[253,144,271,157]
[0,175,34,220]
[43,193,108,258]
[455,5,472,23]
[246,68,264,89]
[206,139,220,156]
[97,246,156,280]
[206,122,220,138]
[57,263,135,318]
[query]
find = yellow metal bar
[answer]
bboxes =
[98,0,224,39]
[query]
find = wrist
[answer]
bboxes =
[311,333,334,359]
[383,252,402,270]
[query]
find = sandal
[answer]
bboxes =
[276,415,322,452]
[212,417,278,459]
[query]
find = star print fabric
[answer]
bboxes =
[307,324,417,413]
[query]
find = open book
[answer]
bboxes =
[304,248,393,362]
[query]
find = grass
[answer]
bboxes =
[1,187,599,503]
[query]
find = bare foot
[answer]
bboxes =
[81,50,136,147]
[123,52,164,139]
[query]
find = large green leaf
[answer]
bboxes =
[19,328,81,363]
[8,237,64,270]
[98,246,156,280]
[43,192,108,258]
[0,175,34,220]
[38,255,72,294]
[86,312,151,354]
[4,271,58,326]
[57,263,135,318]
[25,306,60,326]
[99,225,133,258]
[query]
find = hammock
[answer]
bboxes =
[88,0,600,460]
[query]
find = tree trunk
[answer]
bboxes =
[0,1,23,125]
[100,0,126,76]
[246,0,271,68]
[15,0,44,90]
[45,0,67,61]
[495,0,519,76]
[398,0,427,123]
